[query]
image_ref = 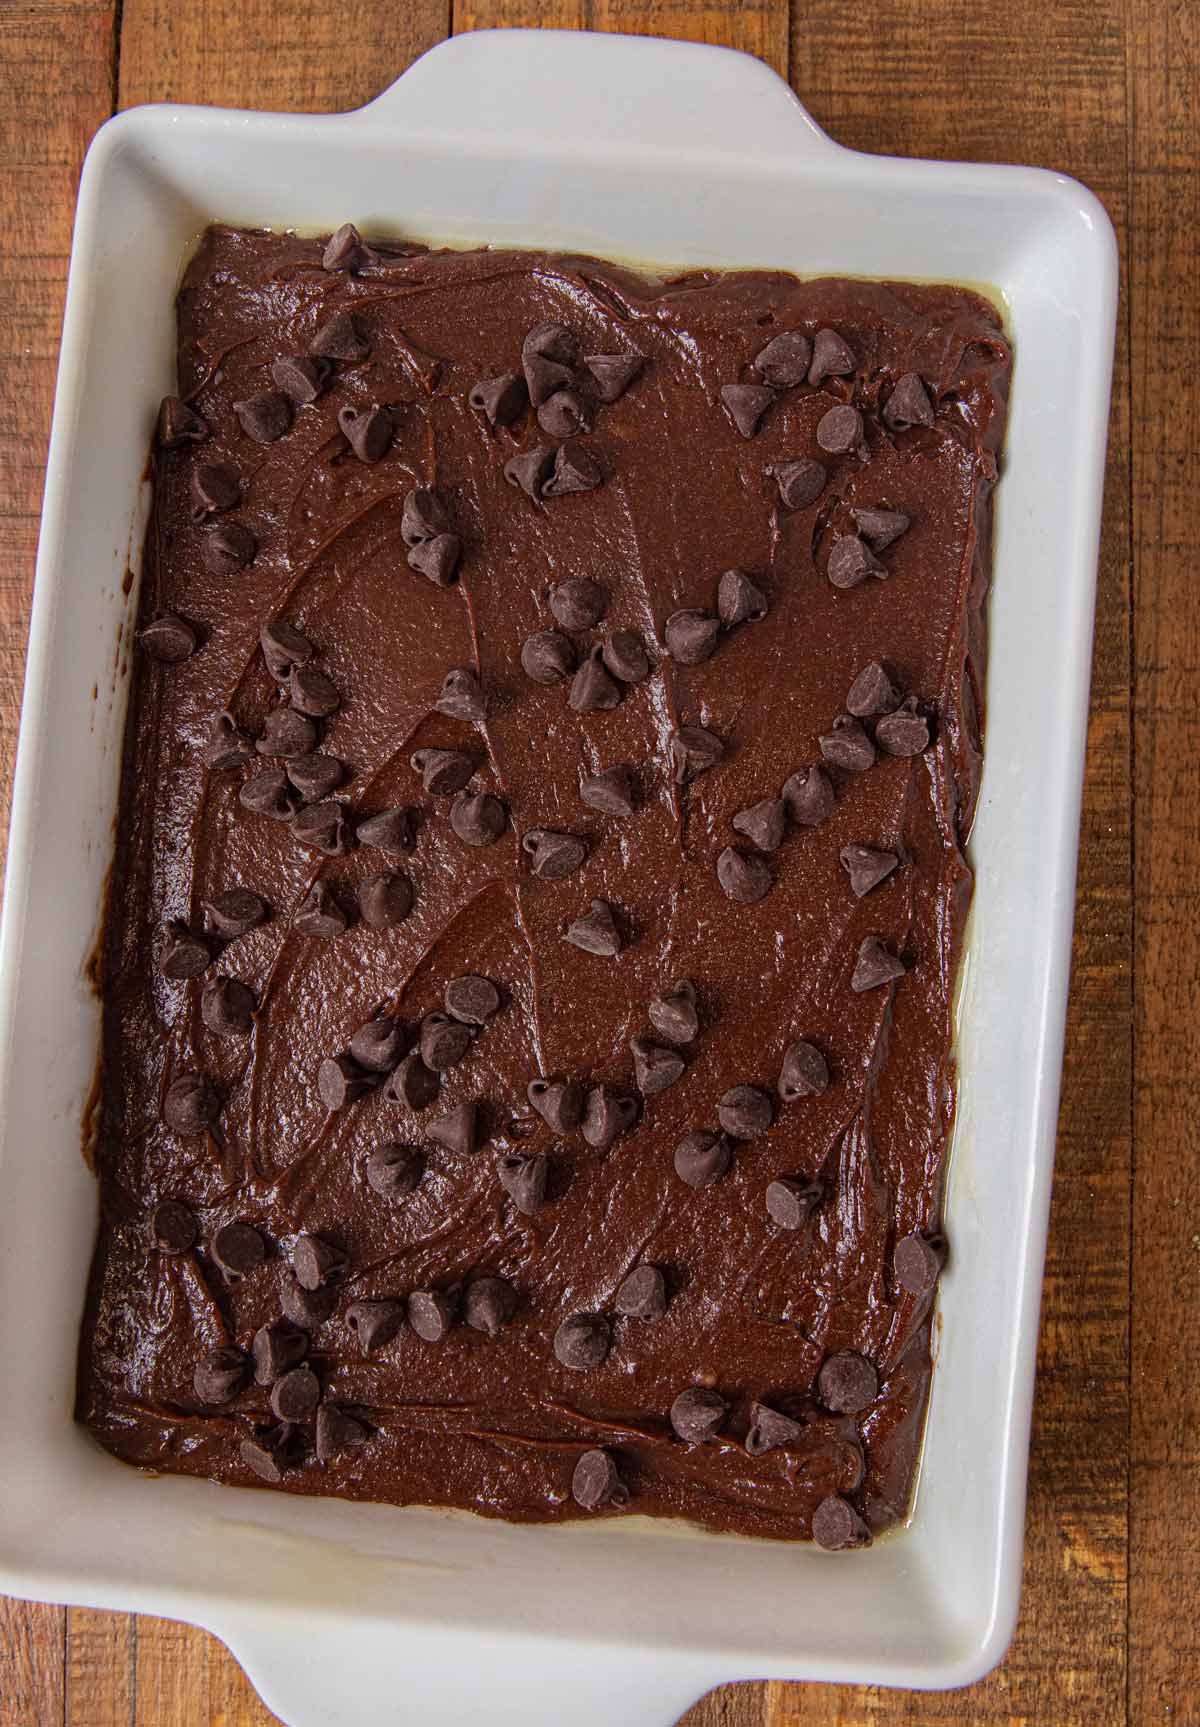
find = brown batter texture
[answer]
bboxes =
[77,224,1010,1544]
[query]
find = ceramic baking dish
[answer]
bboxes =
[0,28,1115,1725]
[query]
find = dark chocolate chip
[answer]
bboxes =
[812,1494,872,1550]
[317,1052,376,1110]
[671,724,724,785]
[717,845,772,904]
[294,881,348,939]
[718,568,769,626]
[543,439,603,497]
[356,807,417,854]
[894,1231,946,1295]
[271,354,332,404]
[765,1176,822,1229]
[874,697,930,756]
[731,797,786,853]
[853,506,911,552]
[434,667,487,723]
[614,1264,667,1319]
[407,1287,458,1342]
[358,870,414,928]
[293,1233,348,1291]
[193,1347,247,1404]
[781,764,835,827]
[140,614,197,664]
[504,445,555,501]
[158,920,210,980]
[345,1300,405,1355]
[818,1351,879,1414]
[553,1312,610,1371]
[211,1221,265,1279]
[157,396,208,448]
[523,352,574,411]
[288,663,340,718]
[839,845,899,898]
[382,1052,439,1111]
[427,1101,480,1156]
[565,899,622,956]
[366,1142,424,1197]
[252,1318,308,1386]
[808,328,855,385]
[745,1402,806,1456]
[826,534,882,591]
[240,1428,291,1484]
[151,1199,197,1254]
[338,404,393,463]
[310,310,371,362]
[718,1084,773,1138]
[444,975,501,1025]
[497,1150,549,1215]
[203,522,257,576]
[270,1364,321,1420]
[851,936,907,992]
[280,1272,338,1327]
[665,609,720,666]
[819,715,876,773]
[582,1084,639,1150]
[419,1011,473,1071]
[316,1404,370,1463]
[580,764,637,816]
[754,330,813,387]
[537,389,591,439]
[401,486,451,547]
[523,828,587,880]
[189,462,241,517]
[524,320,581,369]
[846,661,901,718]
[521,630,576,685]
[630,1035,686,1097]
[285,748,344,802]
[291,799,350,856]
[549,576,608,631]
[411,747,477,796]
[450,791,507,848]
[721,383,775,439]
[568,646,622,713]
[256,706,317,759]
[527,1078,584,1133]
[469,372,528,427]
[238,768,297,821]
[205,711,255,770]
[200,975,256,1037]
[162,1073,219,1135]
[669,1387,727,1443]
[585,353,644,402]
[322,222,369,272]
[407,529,461,587]
[771,457,827,511]
[648,979,699,1046]
[464,1276,517,1337]
[816,404,864,455]
[235,390,293,443]
[674,1129,732,1188]
[601,630,651,685]
[260,617,312,681]
[572,1448,629,1510]
[884,373,935,430]
[778,1040,830,1102]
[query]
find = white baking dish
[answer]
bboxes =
[0,28,1115,1724]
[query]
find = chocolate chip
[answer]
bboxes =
[240,1428,291,1483]
[816,404,864,455]
[270,1364,321,1419]
[669,1387,727,1443]
[316,1404,370,1463]
[721,383,775,439]
[295,881,348,939]
[434,667,486,723]
[323,222,369,271]
[568,646,621,713]
[718,568,769,627]
[383,1053,439,1111]
[358,870,414,928]
[782,764,835,827]
[572,1448,629,1509]
[524,320,581,370]
[288,664,340,719]
[318,1052,376,1110]
[291,800,350,856]
[812,1494,872,1550]
[894,1232,946,1295]
[193,1347,247,1404]
[826,534,882,591]
[407,1287,458,1342]
[840,845,899,898]
[808,328,855,385]
[257,706,317,759]
[428,1101,481,1156]
[235,390,293,443]
[631,1035,685,1097]
[464,1276,517,1336]
[366,1142,424,1196]
[252,1318,308,1386]
[717,845,772,904]
[151,1199,197,1254]
[671,724,724,785]
[497,1151,549,1215]
[601,630,651,685]
[614,1264,667,1319]
[205,712,255,770]
[469,373,528,427]
[543,439,603,497]
[718,1084,773,1138]
[280,1273,337,1327]
[444,975,500,1025]
[346,1300,405,1355]
[549,576,608,631]
[203,522,256,576]
[528,1078,584,1132]
[853,506,910,551]
[523,828,587,880]
[419,1012,473,1071]
[411,747,477,796]
[450,791,507,848]
[140,614,197,664]
[770,457,827,512]
[523,353,574,411]
[565,899,622,956]
[356,808,417,854]
[745,1402,806,1456]
[884,373,934,430]
[648,979,699,1046]
[400,486,449,547]
[201,975,256,1037]
[819,715,876,773]
[732,797,786,852]
[189,462,241,517]
[338,405,393,463]
[271,354,331,404]
[260,617,312,681]
[284,754,346,811]
[582,1084,639,1149]
[765,1176,822,1229]
[580,763,637,816]
[851,936,907,992]
[163,1073,219,1135]
[158,921,210,980]
[818,1351,878,1414]
[310,310,371,362]
[674,1130,732,1188]
[521,630,576,685]
[875,697,930,756]
[585,352,644,402]
[665,609,720,666]
[504,445,555,501]
[157,396,208,448]
[554,1312,610,1370]
[754,330,813,387]
[538,389,592,439]
[238,768,296,821]
[211,1221,265,1279]
[778,1040,829,1101]
[293,1233,348,1291]
[846,661,901,718]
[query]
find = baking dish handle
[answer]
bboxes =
[355,28,837,166]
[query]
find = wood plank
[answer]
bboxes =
[1126,0,1200,1717]
[453,0,789,65]
[65,1609,134,1727]
[0,1596,65,1727]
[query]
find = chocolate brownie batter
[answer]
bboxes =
[77,224,1010,1545]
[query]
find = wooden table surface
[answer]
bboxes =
[0,0,1192,1722]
